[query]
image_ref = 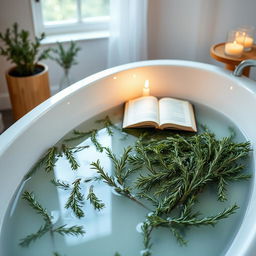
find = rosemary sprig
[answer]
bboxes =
[141,222,152,256]
[19,223,51,247]
[87,185,105,210]
[53,224,85,236]
[62,144,80,170]
[45,147,58,173]
[20,191,85,247]
[25,146,58,178]
[22,191,52,224]
[65,178,85,218]
[91,160,116,187]
[105,146,132,185]
[96,116,115,136]
[170,227,187,246]
[65,129,104,152]
[51,179,70,190]
[91,159,149,210]
[91,129,104,152]
[70,145,90,153]
[64,130,93,142]
[172,204,239,227]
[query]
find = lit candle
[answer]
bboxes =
[143,80,150,96]
[225,41,244,57]
[236,35,254,49]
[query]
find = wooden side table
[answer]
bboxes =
[210,42,256,77]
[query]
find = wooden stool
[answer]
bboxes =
[210,43,256,77]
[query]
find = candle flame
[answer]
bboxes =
[144,80,149,89]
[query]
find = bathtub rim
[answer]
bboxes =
[1,59,256,256]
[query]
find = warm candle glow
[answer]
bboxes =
[143,80,150,96]
[236,35,254,49]
[225,41,244,57]
[144,80,149,89]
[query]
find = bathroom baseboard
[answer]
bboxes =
[0,85,59,110]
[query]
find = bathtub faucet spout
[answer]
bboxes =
[233,59,256,77]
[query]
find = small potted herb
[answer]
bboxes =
[50,41,81,90]
[0,23,51,120]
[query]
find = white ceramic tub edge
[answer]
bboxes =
[1,59,256,256]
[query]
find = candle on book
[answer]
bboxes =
[143,80,150,96]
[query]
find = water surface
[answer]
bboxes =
[2,103,253,256]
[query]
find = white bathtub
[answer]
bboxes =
[0,60,256,255]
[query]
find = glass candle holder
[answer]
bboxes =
[225,30,244,57]
[237,25,254,51]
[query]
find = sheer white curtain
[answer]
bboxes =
[107,0,148,68]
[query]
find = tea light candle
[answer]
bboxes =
[236,36,254,50]
[244,36,254,48]
[236,26,255,51]
[225,41,244,57]
[143,80,150,96]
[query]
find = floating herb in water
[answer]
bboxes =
[65,178,85,218]
[87,185,105,210]
[20,191,85,247]
[20,116,251,256]
[91,128,251,254]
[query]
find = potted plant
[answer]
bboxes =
[50,41,80,90]
[0,23,51,120]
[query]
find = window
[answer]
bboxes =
[31,0,110,37]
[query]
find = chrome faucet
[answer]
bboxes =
[233,59,256,77]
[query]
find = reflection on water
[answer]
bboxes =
[2,105,253,256]
[54,129,112,246]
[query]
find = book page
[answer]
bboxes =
[159,98,192,127]
[123,96,159,128]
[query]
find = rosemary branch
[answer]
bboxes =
[64,130,93,142]
[20,116,251,255]
[65,178,85,218]
[45,147,58,173]
[25,146,58,178]
[87,185,105,210]
[20,191,85,248]
[22,191,52,224]
[51,179,70,190]
[62,144,80,170]
[53,224,85,236]
[141,222,153,256]
[19,223,51,247]
[96,116,116,136]
[90,159,149,210]
[91,129,104,152]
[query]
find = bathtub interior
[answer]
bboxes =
[0,61,256,256]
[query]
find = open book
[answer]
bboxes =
[123,96,197,132]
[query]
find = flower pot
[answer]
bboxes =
[5,63,51,120]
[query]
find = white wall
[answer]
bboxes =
[148,0,256,65]
[0,0,108,110]
[1,0,256,109]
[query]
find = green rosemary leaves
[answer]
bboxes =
[20,191,85,247]
[20,115,251,256]
[65,178,85,218]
